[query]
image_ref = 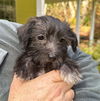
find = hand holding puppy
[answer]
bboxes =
[8,70,74,101]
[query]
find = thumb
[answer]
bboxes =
[35,70,73,88]
[36,70,62,82]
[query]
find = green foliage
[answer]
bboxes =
[80,42,100,72]
[0,0,15,21]
[46,2,69,22]
[97,65,100,72]
[82,44,100,60]
[83,16,90,26]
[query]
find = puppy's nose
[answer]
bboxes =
[48,52,56,59]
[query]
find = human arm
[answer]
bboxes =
[67,47,100,101]
[0,20,22,101]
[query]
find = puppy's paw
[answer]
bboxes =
[60,64,82,85]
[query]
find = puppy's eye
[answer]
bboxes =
[37,35,45,40]
[60,38,66,43]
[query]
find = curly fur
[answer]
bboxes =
[14,16,81,84]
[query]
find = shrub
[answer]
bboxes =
[80,42,100,72]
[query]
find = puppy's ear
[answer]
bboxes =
[17,18,36,49]
[65,23,78,52]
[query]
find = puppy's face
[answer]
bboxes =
[17,16,78,65]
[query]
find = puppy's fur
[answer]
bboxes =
[14,16,81,84]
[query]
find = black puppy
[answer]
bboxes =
[14,16,82,84]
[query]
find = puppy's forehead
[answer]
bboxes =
[33,21,47,31]
[30,16,66,36]
[31,23,46,36]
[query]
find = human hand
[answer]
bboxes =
[8,70,74,101]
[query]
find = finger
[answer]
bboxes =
[52,89,74,101]
[45,82,73,100]
[36,70,74,87]
[27,70,61,89]
[31,70,62,84]
[46,87,66,101]
[64,89,74,101]
[43,70,74,88]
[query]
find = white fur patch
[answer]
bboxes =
[60,69,82,85]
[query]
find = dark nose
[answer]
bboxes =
[48,52,56,59]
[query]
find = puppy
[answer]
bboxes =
[14,16,82,84]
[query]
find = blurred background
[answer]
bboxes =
[0,0,100,71]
